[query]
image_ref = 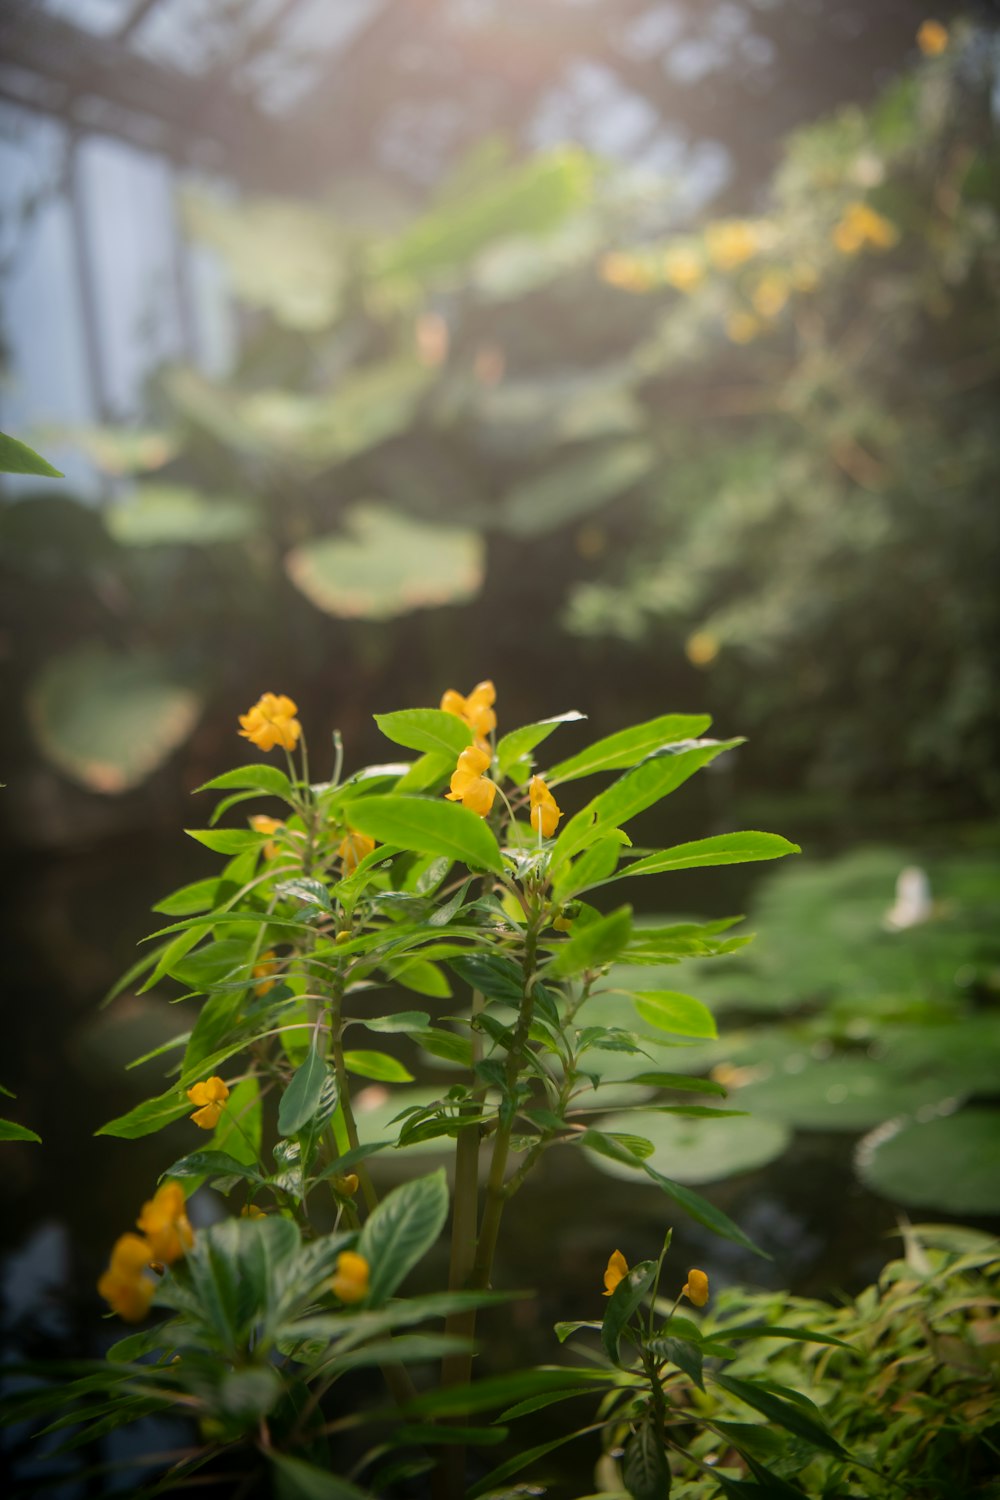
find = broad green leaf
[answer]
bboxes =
[286,505,483,620]
[279,1044,335,1137]
[374,708,473,758]
[551,740,741,868]
[546,906,633,978]
[648,1334,704,1389]
[197,764,293,799]
[0,1118,41,1143]
[546,713,712,784]
[347,795,503,873]
[633,991,718,1039]
[0,430,63,477]
[593,1110,789,1186]
[28,645,201,794]
[602,1259,657,1365]
[610,831,801,883]
[856,1108,1000,1213]
[343,1050,414,1083]
[412,1028,475,1066]
[623,1414,671,1500]
[163,1149,262,1188]
[711,1373,844,1456]
[496,711,587,778]
[358,1169,449,1305]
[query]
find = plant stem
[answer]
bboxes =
[328,974,378,1214]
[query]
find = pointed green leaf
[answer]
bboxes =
[0,431,63,477]
[496,711,586,778]
[611,831,801,882]
[546,905,633,978]
[343,1050,414,1083]
[96,1086,190,1139]
[278,1044,335,1137]
[602,1258,657,1365]
[347,795,503,873]
[196,764,293,799]
[623,1414,671,1500]
[633,991,718,1039]
[0,1118,41,1143]
[358,1168,449,1306]
[374,708,473,758]
[711,1373,844,1456]
[545,713,712,784]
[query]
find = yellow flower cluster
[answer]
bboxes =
[238,693,301,753]
[98,1182,193,1322]
[186,1075,230,1130]
[331,1249,370,1304]
[446,745,497,817]
[832,201,899,256]
[529,775,562,837]
[339,829,376,874]
[440,679,497,747]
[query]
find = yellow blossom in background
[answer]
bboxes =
[662,244,705,293]
[529,775,562,838]
[332,1173,360,1197]
[97,1233,155,1322]
[186,1076,230,1130]
[440,679,497,743]
[249,813,284,858]
[603,1249,629,1297]
[683,1268,710,1307]
[136,1182,193,1265]
[253,950,280,995]
[339,829,376,874]
[599,251,654,292]
[238,693,301,753]
[725,310,762,345]
[686,631,720,667]
[751,270,790,319]
[241,1203,267,1219]
[917,19,949,55]
[832,201,899,255]
[445,745,497,817]
[706,218,761,271]
[331,1249,370,1303]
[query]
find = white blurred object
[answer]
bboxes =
[883,866,933,930]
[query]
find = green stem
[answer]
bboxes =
[328,976,378,1214]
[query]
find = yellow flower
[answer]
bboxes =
[249,813,284,859]
[186,1076,230,1130]
[98,1233,156,1322]
[686,630,720,667]
[331,1249,370,1304]
[603,1249,629,1297]
[339,830,376,874]
[662,245,705,293]
[917,19,949,56]
[706,219,761,271]
[751,270,789,320]
[599,252,654,292]
[332,1173,360,1198]
[725,310,762,345]
[136,1182,193,1265]
[253,951,280,996]
[832,202,899,256]
[445,745,497,818]
[529,775,562,838]
[440,680,497,743]
[238,693,301,753]
[682,1268,710,1307]
[241,1203,268,1219]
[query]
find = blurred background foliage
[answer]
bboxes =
[2,2,999,837]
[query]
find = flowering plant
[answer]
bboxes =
[7,684,839,1498]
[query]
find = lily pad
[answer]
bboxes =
[106,484,257,547]
[731,1057,961,1132]
[856,1108,1000,1213]
[286,504,484,619]
[593,1108,790,1185]
[28,644,202,793]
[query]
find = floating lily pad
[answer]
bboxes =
[28,644,202,793]
[106,484,257,547]
[593,1108,790,1185]
[731,1057,961,1132]
[856,1108,1000,1213]
[286,505,484,619]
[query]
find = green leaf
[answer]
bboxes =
[602,1259,657,1365]
[0,1118,41,1143]
[551,833,628,903]
[0,430,63,477]
[496,712,587,778]
[593,1110,789,1187]
[545,713,713,784]
[197,764,293,799]
[185,828,260,855]
[270,1452,371,1500]
[347,795,503,873]
[363,1011,431,1034]
[28,645,202,794]
[856,1108,1000,1214]
[106,483,256,547]
[374,709,473,758]
[623,1414,671,1500]
[163,1150,262,1189]
[279,1044,335,1137]
[632,991,718,1039]
[546,904,633,977]
[710,1373,844,1456]
[648,1334,704,1389]
[153,876,222,916]
[343,1050,414,1083]
[715,1323,855,1352]
[286,504,484,620]
[501,439,653,537]
[611,831,801,883]
[467,1424,598,1499]
[96,1086,190,1139]
[358,1169,449,1305]
[551,740,741,868]
[626,1073,727,1096]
